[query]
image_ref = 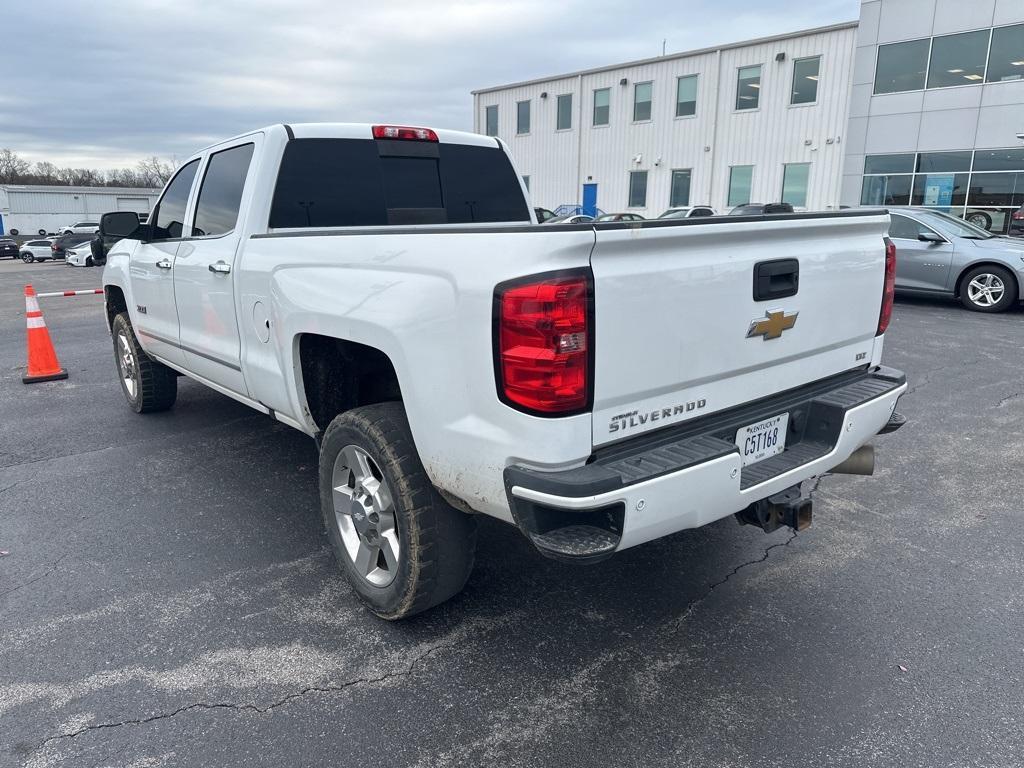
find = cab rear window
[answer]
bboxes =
[269,138,529,228]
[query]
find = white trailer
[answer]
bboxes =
[0,185,160,237]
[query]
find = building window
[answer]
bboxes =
[735,65,761,110]
[781,163,810,207]
[874,39,930,93]
[676,75,698,117]
[556,94,573,130]
[593,88,610,126]
[791,56,820,104]
[864,154,916,175]
[987,23,1024,83]
[628,170,648,207]
[727,165,754,206]
[516,100,530,134]
[670,170,691,207]
[485,105,498,137]
[633,82,653,121]
[927,29,990,88]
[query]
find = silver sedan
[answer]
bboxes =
[888,207,1024,312]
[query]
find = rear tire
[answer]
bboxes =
[21,254,34,263]
[111,312,177,412]
[319,402,477,619]
[10,228,18,236]
[959,265,1017,313]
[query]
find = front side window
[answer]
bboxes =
[670,169,691,207]
[516,101,530,134]
[628,170,647,207]
[781,163,810,207]
[192,143,255,237]
[152,159,200,240]
[556,94,572,130]
[485,105,498,137]
[676,75,698,117]
[987,24,1024,82]
[736,65,761,110]
[728,165,754,206]
[888,213,929,239]
[791,56,820,104]
[927,29,990,88]
[874,39,930,93]
[633,82,652,121]
[593,88,610,126]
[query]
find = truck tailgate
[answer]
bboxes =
[589,211,889,447]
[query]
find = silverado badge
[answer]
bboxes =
[747,310,798,341]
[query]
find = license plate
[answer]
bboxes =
[735,413,789,467]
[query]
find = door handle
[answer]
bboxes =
[208,261,231,274]
[156,259,172,270]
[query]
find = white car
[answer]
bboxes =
[58,221,100,235]
[99,122,907,619]
[65,242,97,267]
[658,206,717,219]
[19,239,58,262]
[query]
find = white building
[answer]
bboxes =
[473,2,1024,230]
[0,185,160,237]
[472,23,858,217]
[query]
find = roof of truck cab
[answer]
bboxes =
[196,123,499,154]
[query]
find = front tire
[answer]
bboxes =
[111,312,177,412]
[959,265,1017,312]
[319,402,477,619]
[9,228,18,236]
[21,254,34,263]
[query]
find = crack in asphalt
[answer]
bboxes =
[0,554,67,599]
[669,529,798,634]
[29,631,460,755]
[996,391,1023,408]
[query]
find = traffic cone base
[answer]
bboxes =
[23,284,68,385]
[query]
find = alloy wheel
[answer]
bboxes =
[966,273,1005,308]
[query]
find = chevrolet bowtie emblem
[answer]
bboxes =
[747,310,798,340]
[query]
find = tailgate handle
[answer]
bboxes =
[753,259,799,301]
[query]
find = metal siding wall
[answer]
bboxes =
[475,25,856,214]
[5,189,159,216]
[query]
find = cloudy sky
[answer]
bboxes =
[4,0,857,170]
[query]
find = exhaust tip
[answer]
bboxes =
[829,444,875,476]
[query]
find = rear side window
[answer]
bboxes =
[269,138,530,228]
[152,159,200,240]
[192,143,255,237]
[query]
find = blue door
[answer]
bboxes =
[582,184,598,217]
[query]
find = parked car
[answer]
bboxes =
[50,233,93,260]
[888,207,1024,312]
[544,214,595,224]
[20,239,58,262]
[98,121,906,619]
[0,237,19,259]
[65,242,97,267]
[533,207,556,223]
[595,212,645,222]
[57,221,100,235]
[1008,204,1024,237]
[729,203,795,216]
[658,206,717,219]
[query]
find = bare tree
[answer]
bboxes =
[0,148,31,183]
[0,149,173,188]
[34,161,59,184]
[136,156,177,187]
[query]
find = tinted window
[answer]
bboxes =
[670,170,691,207]
[861,175,912,206]
[736,66,761,110]
[633,82,652,121]
[874,39,930,93]
[676,75,697,117]
[912,173,968,206]
[987,24,1024,83]
[973,148,1024,171]
[485,105,498,137]
[889,214,926,239]
[269,139,530,228]
[864,154,915,174]
[791,56,820,104]
[152,159,200,240]
[192,143,254,237]
[628,171,647,208]
[728,166,754,206]
[916,151,971,172]
[556,94,572,130]
[27,240,48,246]
[967,172,1024,207]
[928,30,989,88]
[593,88,610,126]
[516,101,530,134]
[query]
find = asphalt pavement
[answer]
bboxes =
[1,257,1023,768]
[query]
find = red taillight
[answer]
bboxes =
[877,237,896,336]
[371,125,438,142]
[496,272,591,415]
[1012,211,1024,220]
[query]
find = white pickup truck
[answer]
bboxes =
[98,123,907,619]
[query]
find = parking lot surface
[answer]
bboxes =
[1,257,1023,768]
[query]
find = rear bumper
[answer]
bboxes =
[504,366,907,560]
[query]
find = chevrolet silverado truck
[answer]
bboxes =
[97,123,907,619]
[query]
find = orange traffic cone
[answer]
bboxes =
[22,284,68,384]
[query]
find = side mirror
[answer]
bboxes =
[99,211,143,240]
[917,231,945,244]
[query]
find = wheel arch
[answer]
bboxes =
[953,260,1021,299]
